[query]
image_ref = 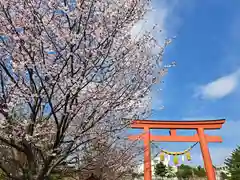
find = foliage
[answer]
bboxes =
[130,172,144,180]
[225,145,240,180]
[0,170,6,180]
[176,164,193,180]
[193,165,206,178]
[177,164,206,179]
[49,174,63,180]
[154,162,167,179]
[220,172,228,180]
[166,166,176,178]
[0,0,171,179]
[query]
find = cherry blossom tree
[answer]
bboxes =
[61,133,144,180]
[0,0,172,179]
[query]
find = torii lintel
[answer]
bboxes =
[130,119,225,129]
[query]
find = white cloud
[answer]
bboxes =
[195,69,240,100]
[131,4,168,43]
[131,0,181,43]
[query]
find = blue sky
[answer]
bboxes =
[137,0,240,166]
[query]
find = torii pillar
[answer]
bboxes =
[129,119,225,180]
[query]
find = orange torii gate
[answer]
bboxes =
[128,119,225,180]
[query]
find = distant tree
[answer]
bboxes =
[225,146,240,180]
[193,165,206,179]
[49,174,63,180]
[130,172,144,180]
[0,170,6,180]
[176,164,193,180]
[166,166,176,179]
[154,162,167,179]
[220,172,228,180]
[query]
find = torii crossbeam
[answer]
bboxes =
[128,119,225,180]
